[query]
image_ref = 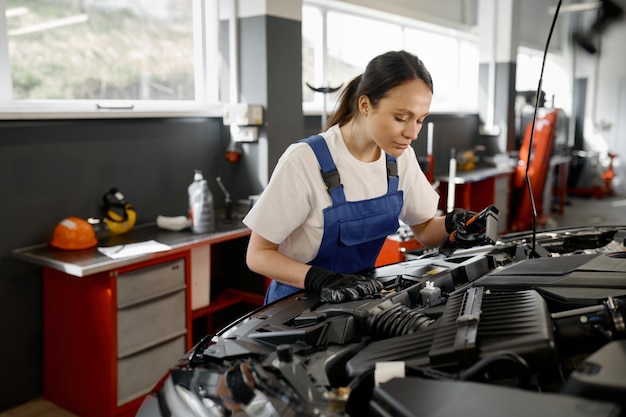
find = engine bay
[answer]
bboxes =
[137,226,626,417]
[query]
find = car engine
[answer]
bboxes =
[137,225,626,417]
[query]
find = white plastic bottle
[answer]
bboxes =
[188,170,215,234]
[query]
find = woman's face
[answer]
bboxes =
[359,78,433,158]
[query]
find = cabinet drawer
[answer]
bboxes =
[191,245,211,310]
[117,335,186,406]
[117,258,185,308]
[118,290,186,358]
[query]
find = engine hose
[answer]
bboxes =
[362,302,434,339]
[458,351,532,388]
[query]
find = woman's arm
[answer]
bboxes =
[246,230,385,303]
[245,231,312,288]
[410,215,449,248]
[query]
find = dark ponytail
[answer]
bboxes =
[324,75,361,131]
[324,50,433,131]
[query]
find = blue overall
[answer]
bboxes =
[264,135,404,304]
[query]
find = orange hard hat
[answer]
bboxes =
[49,217,98,250]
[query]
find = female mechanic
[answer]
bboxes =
[243,50,481,305]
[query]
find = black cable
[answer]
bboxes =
[526,0,562,258]
[458,351,532,388]
[407,350,532,388]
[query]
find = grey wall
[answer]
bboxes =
[0,117,264,410]
[237,14,304,183]
[221,14,304,186]
[264,15,304,174]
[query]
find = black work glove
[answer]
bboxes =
[444,208,476,234]
[440,205,499,256]
[304,265,383,303]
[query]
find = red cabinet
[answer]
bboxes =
[13,226,267,417]
[42,252,191,417]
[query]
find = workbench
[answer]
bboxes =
[436,165,515,234]
[13,219,265,417]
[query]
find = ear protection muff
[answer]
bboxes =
[101,187,137,234]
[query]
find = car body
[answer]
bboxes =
[136,224,626,417]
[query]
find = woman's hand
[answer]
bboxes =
[304,266,383,303]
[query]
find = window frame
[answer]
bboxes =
[302,0,480,115]
[516,46,571,111]
[0,0,223,120]
[1,0,483,120]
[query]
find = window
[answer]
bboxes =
[2,0,482,118]
[404,28,478,111]
[302,1,480,114]
[516,46,571,111]
[0,0,220,117]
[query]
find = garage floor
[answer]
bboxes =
[2,195,626,417]
[0,398,77,417]
[551,194,626,228]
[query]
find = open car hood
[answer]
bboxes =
[137,225,626,417]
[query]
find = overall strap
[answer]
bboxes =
[299,135,347,205]
[299,135,400,202]
[386,153,399,194]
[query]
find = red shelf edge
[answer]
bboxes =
[191,291,244,319]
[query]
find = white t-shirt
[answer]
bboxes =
[243,124,440,264]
